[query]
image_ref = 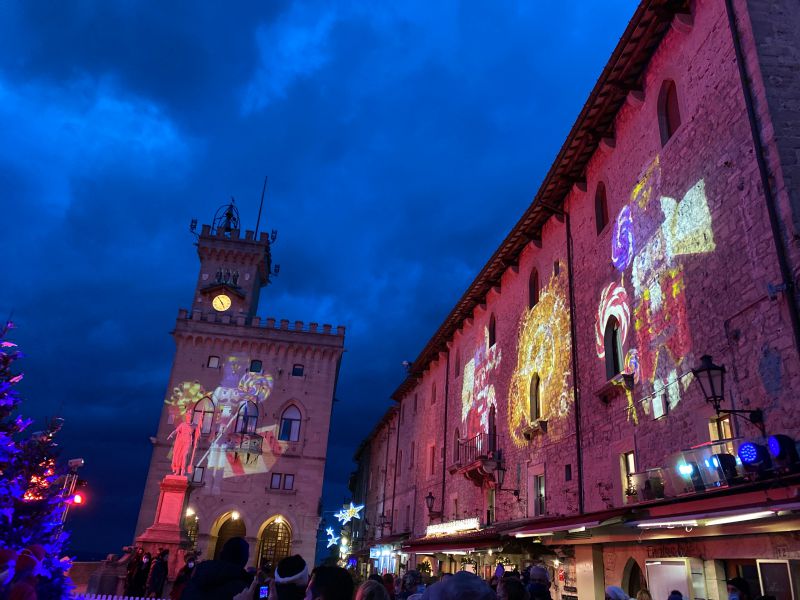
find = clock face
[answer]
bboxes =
[212,294,232,312]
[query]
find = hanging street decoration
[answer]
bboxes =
[334,502,364,525]
[325,527,340,548]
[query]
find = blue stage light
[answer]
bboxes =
[739,442,759,464]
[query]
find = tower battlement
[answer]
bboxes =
[177,307,346,337]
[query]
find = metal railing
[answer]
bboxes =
[457,432,497,465]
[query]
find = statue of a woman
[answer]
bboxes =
[168,412,199,476]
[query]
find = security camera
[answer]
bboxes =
[68,458,85,469]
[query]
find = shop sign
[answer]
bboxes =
[370,545,395,559]
[425,517,481,537]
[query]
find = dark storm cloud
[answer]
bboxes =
[1,1,637,555]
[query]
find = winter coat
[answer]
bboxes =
[180,559,253,600]
[147,557,169,597]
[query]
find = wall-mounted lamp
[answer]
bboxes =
[495,464,520,498]
[692,355,765,435]
[425,492,443,521]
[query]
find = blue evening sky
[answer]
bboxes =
[1,1,637,557]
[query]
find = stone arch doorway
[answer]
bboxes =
[257,517,292,569]
[623,557,646,598]
[213,513,246,559]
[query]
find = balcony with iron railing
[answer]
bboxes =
[448,431,500,487]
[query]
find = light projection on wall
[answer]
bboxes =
[596,157,716,422]
[507,271,572,447]
[460,326,502,440]
[165,354,281,492]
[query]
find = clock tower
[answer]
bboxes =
[134,199,345,573]
[193,201,274,317]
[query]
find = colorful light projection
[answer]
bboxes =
[460,326,502,440]
[165,354,279,489]
[596,157,717,421]
[507,271,572,447]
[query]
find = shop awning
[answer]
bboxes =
[402,528,502,554]
[507,508,628,538]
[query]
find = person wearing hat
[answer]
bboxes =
[169,551,198,600]
[9,545,46,600]
[727,577,752,600]
[274,555,309,600]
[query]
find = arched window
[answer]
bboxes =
[431,382,437,405]
[529,374,541,421]
[235,401,258,434]
[658,79,681,145]
[258,518,292,569]
[278,405,302,442]
[488,314,497,348]
[488,405,497,453]
[214,515,246,559]
[604,316,623,380]
[529,269,540,309]
[192,396,215,435]
[595,182,609,234]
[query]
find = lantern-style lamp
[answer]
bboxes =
[692,355,726,411]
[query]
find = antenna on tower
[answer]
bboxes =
[255,176,268,238]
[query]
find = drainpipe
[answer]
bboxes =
[565,212,585,514]
[381,418,391,534]
[724,0,800,360]
[391,402,400,533]
[441,351,450,517]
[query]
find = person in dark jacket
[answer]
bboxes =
[131,552,153,597]
[181,537,253,600]
[170,552,197,600]
[147,549,169,598]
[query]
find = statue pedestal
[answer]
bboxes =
[136,475,191,578]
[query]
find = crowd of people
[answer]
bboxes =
[0,544,48,600]
[114,539,777,600]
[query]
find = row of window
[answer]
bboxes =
[206,356,305,377]
[270,472,295,490]
[191,398,303,442]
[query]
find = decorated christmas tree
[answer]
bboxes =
[0,321,74,598]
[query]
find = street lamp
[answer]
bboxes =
[494,463,519,497]
[692,355,765,435]
[425,492,443,520]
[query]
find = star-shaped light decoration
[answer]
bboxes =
[326,533,340,548]
[325,527,335,537]
[335,502,364,525]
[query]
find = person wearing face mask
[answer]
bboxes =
[727,577,751,600]
[170,552,197,600]
[131,552,152,597]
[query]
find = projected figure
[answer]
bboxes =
[461,326,502,440]
[168,412,200,476]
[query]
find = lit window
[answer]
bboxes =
[488,314,497,347]
[529,269,539,308]
[249,359,263,373]
[207,355,220,368]
[604,316,623,380]
[270,473,282,489]
[235,401,258,434]
[622,451,636,497]
[595,182,609,234]
[283,474,295,490]
[709,414,733,441]
[292,364,304,377]
[534,474,546,516]
[278,405,302,442]
[529,374,542,421]
[658,79,682,145]
[192,397,215,435]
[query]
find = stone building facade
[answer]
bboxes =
[135,211,345,570]
[351,0,800,598]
